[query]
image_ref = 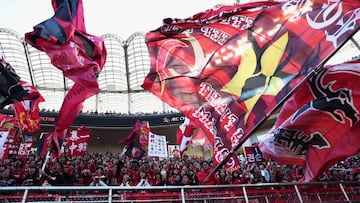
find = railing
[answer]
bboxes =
[1,181,360,203]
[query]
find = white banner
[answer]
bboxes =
[148,132,168,158]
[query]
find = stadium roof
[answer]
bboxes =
[0,28,176,115]
[0,28,359,115]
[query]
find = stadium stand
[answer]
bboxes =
[1,27,360,202]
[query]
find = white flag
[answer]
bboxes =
[148,132,168,158]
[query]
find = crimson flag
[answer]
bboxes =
[176,117,197,153]
[67,128,91,157]
[139,121,150,146]
[25,0,106,149]
[191,128,212,152]
[13,81,45,133]
[142,0,360,171]
[259,60,360,182]
[119,120,146,160]
[37,132,52,158]
[37,132,63,158]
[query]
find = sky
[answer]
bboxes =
[0,0,236,40]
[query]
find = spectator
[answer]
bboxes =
[89,175,107,186]
[197,161,216,185]
[23,166,40,186]
[0,169,15,186]
[231,170,243,184]
[119,174,132,187]
[12,160,26,185]
[258,163,270,182]
[216,169,231,185]
[252,167,267,184]
[40,161,65,186]
[135,170,152,187]
[180,173,193,185]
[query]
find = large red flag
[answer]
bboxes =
[142,0,360,171]
[67,128,91,157]
[25,0,106,156]
[259,60,360,182]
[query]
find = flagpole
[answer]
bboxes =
[39,150,51,178]
[203,29,360,184]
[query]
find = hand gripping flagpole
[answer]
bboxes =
[203,30,360,184]
[39,150,51,178]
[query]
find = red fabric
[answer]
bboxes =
[119,120,142,145]
[16,142,33,159]
[197,168,217,185]
[25,0,106,156]
[176,117,197,154]
[13,81,45,133]
[191,128,212,152]
[139,121,150,146]
[259,61,360,181]
[119,121,146,160]
[67,128,91,157]
[0,114,7,127]
[37,132,52,158]
[142,0,360,172]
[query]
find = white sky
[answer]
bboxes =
[0,0,236,39]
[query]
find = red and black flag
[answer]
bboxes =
[142,0,360,171]
[259,60,360,182]
[13,81,45,133]
[119,120,146,160]
[0,53,29,109]
[25,0,107,153]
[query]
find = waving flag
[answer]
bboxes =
[191,128,212,152]
[119,120,146,160]
[13,81,45,133]
[259,60,360,182]
[139,121,150,146]
[25,0,106,156]
[0,53,31,109]
[67,128,91,157]
[37,132,52,158]
[176,117,197,153]
[142,0,360,171]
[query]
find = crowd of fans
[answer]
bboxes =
[0,151,359,187]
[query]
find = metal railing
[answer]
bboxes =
[1,181,360,203]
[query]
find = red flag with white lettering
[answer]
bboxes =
[17,142,33,159]
[67,128,91,157]
[142,0,360,172]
